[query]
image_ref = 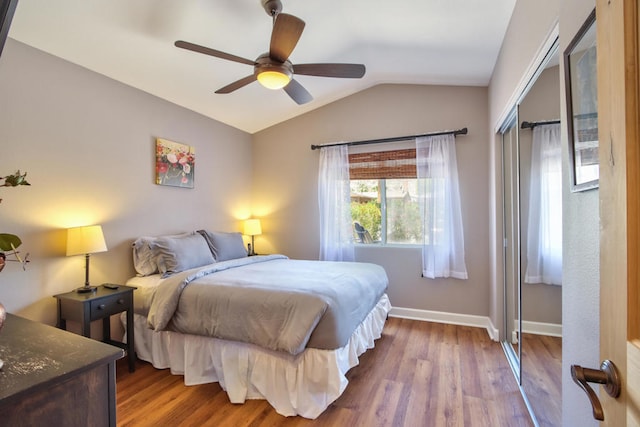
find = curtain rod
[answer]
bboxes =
[310,127,468,150]
[520,119,560,129]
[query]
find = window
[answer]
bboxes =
[348,135,467,278]
[350,179,422,244]
[349,149,421,245]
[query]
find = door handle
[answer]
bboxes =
[570,360,621,421]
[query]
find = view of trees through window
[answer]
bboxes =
[350,179,421,244]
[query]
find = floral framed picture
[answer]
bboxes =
[155,138,195,188]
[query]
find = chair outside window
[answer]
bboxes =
[354,222,375,244]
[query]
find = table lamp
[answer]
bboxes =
[66,225,107,293]
[243,219,262,256]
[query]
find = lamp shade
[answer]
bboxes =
[243,219,262,236]
[66,225,107,256]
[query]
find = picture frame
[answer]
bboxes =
[564,9,598,192]
[155,138,195,188]
[0,0,19,58]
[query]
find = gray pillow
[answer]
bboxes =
[132,232,194,276]
[196,229,218,260]
[202,231,248,262]
[152,233,215,276]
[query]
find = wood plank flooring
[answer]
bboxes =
[115,317,533,426]
[521,333,562,427]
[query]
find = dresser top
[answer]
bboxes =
[0,314,123,402]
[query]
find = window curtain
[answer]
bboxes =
[416,134,468,279]
[524,123,562,285]
[318,145,355,261]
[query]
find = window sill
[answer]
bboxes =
[354,243,421,249]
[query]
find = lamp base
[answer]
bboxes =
[76,285,97,293]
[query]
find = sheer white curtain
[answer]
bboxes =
[525,123,562,285]
[416,134,468,279]
[318,145,355,261]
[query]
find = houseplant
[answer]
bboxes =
[0,170,30,272]
[0,170,30,339]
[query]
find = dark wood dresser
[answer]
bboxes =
[0,313,124,426]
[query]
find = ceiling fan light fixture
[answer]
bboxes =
[175,7,365,103]
[257,70,291,90]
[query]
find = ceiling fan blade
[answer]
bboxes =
[215,75,257,94]
[283,79,313,105]
[270,13,305,63]
[293,63,366,78]
[175,40,255,66]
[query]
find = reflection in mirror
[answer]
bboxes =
[501,114,521,381]
[518,47,562,426]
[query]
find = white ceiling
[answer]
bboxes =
[8,0,516,134]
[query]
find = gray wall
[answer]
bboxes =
[559,2,600,426]
[0,39,252,325]
[252,84,492,317]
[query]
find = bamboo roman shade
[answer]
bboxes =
[348,149,417,180]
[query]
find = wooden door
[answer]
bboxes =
[597,0,640,424]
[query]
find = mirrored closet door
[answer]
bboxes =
[501,113,521,382]
[501,39,562,427]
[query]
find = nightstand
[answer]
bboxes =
[54,284,136,372]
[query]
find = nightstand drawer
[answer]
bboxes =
[90,293,132,320]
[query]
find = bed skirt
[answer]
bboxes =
[122,293,391,419]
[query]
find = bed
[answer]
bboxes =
[122,230,390,419]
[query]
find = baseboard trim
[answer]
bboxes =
[389,307,500,342]
[522,320,562,337]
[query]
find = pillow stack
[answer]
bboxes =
[132,230,248,277]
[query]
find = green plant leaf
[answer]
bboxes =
[0,234,22,251]
[2,171,30,187]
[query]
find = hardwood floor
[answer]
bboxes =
[521,333,562,427]
[115,318,533,426]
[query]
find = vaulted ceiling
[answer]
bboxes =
[8,0,516,133]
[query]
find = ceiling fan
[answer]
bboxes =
[174,0,366,105]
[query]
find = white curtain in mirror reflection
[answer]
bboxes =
[525,123,563,286]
